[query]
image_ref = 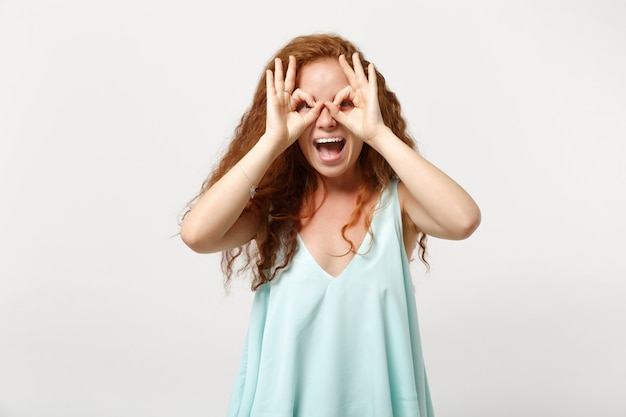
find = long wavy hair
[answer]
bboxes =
[185,33,427,290]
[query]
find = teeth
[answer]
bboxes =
[315,138,343,144]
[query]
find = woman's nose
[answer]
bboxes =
[316,106,337,128]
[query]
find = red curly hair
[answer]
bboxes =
[186,33,427,290]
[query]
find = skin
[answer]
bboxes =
[295,58,364,183]
[181,53,481,276]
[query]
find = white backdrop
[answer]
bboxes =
[1,0,625,416]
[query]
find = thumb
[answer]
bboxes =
[323,101,347,125]
[302,101,324,125]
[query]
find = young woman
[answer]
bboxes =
[181,33,480,417]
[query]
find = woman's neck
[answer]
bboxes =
[317,166,363,195]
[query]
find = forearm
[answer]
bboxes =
[369,128,481,239]
[180,135,281,253]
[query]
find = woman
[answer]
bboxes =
[181,33,480,417]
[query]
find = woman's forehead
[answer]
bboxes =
[297,58,349,95]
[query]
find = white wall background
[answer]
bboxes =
[1,0,624,416]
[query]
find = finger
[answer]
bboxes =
[332,85,355,107]
[351,52,368,85]
[301,101,324,125]
[284,55,296,93]
[367,62,378,95]
[338,54,358,88]
[323,101,348,125]
[266,69,276,95]
[292,88,316,109]
[274,57,285,93]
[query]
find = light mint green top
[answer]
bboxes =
[227,180,434,417]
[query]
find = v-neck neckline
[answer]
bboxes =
[295,187,387,280]
[296,232,372,280]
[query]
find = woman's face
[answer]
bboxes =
[296,58,363,181]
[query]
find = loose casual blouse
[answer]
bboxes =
[227,180,434,417]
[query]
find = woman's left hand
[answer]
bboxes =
[324,53,390,145]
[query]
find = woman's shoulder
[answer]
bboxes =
[395,179,421,242]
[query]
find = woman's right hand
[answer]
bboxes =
[182,58,323,254]
[264,56,322,151]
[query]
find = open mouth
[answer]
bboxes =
[315,137,346,160]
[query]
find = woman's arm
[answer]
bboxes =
[328,53,480,240]
[180,56,323,253]
[180,137,281,253]
[370,129,481,240]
